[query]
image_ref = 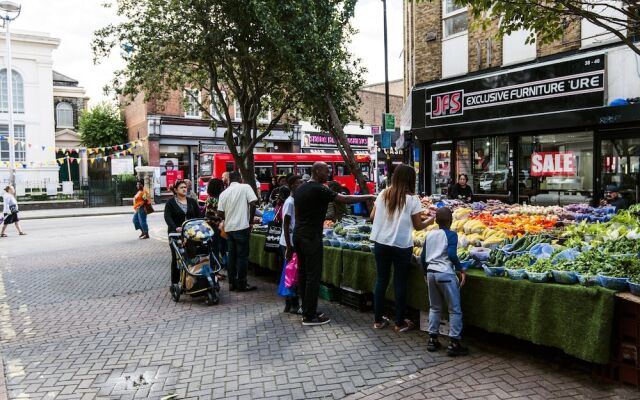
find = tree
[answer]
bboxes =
[93,0,303,192]
[436,1,640,56]
[78,102,127,148]
[293,0,372,195]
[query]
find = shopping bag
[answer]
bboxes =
[284,253,298,288]
[277,259,296,297]
[263,221,282,253]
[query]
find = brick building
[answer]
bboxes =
[122,90,299,188]
[405,1,640,206]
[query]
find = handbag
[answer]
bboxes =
[9,205,17,215]
[143,201,155,215]
[263,221,282,253]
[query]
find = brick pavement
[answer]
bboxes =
[0,215,637,399]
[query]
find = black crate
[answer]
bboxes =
[340,286,373,312]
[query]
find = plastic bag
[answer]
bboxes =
[277,259,296,297]
[552,248,580,264]
[262,208,276,225]
[529,243,554,259]
[470,247,491,261]
[284,254,299,288]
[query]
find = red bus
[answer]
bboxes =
[197,152,375,201]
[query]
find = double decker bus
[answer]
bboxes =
[197,152,375,201]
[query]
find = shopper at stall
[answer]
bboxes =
[421,207,468,356]
[325,181,348,222]
[218,171,259,292]
[370,164,434,332]
[449,174,473,203]
[164,180,201,286]
[294,162,376,326]
[184,179,199,201]
[600,185,628,211]
[280,175,303,314]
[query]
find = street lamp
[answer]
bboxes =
[0,1,21,186]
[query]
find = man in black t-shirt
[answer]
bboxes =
[293,162,376,326]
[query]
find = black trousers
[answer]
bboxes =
[293,232,324,320]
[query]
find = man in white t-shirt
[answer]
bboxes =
[218,171,258,291]
[279,175,303,313]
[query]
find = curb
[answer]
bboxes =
[20,211,135,221]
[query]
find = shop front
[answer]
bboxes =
[411,49,640,206]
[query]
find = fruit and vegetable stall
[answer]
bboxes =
[249,201,640,364]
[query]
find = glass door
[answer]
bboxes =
[600,136,640,206]
[431,142,453,198]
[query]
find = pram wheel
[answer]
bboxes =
[170,284,181,302]
[205,289,218,306]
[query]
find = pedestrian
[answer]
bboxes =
[217,171,259,292]
[132,180,151,239]
[204,178,226,278]
[1,185,25,237]
[325,181,348,222]
[301,174,311,183]
[280,175,303,314]
[370,165,434,332]
[185,179,199,201]
[421,207,469,356]
[164,179,201,287]
[221,171,230,189]
[294,162,376,326]
[600,185,628,211]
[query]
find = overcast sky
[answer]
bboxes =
[10,0,403,106]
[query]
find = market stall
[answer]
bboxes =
[249,199,640,364]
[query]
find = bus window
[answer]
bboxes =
[225,162,235,172]
[359,163,372,180]
[297,163,313,177]
[276,164,294,177]
[255,163,274,184]
[335,163,350,176]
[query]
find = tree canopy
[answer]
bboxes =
[78,102,127,148]
[93,0,370,192]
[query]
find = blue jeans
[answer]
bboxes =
[227,228,250,287]
[427,271,463,339]
[373,243,412,326]
[132,208,148,233]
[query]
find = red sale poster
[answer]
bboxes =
[166,170,184,188]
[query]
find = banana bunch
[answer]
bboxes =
[458,233,483,247]
[453,208,472,220]
[481,229,509,246]
[451,219,468,232]
[463,220,486,234]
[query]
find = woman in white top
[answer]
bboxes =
[1,185,26,237]
[370,165,432,332]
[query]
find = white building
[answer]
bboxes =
[0,30,60,187]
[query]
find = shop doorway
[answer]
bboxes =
[600,133,640,206]
[430,141,453,197]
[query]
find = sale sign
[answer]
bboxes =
[166,170,184,188]
[531,152,576,177]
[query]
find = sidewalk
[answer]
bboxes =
[19,203,165,220]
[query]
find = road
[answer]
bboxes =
[0,214,635,399]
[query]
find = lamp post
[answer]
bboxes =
[381,0,389,114]
[0,1,21,186]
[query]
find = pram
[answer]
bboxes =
[169,219,222,305]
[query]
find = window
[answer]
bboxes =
[0,69,24,113]
[601,137,640,206]
[471,136,511,196]
[276,164,294,176]
[234,100,242,121]
[442,0,468,38]
[184,89,201,118]
[255,162,274,184]
[520,133,593,206]
[56,102,74,128]
[335,163,351,176]
[210,91,226,120]
[0,125,26,161]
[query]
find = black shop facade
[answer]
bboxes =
[411,50,640,206]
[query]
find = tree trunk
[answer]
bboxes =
[324,94,371,195]
[223,126,259,196]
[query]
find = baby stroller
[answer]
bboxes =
[169,219,222,305]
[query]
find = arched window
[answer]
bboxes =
[56,102,74,128]
[0,69,24,113]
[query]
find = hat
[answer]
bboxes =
[302,174,311,182]
[605,184,619,193]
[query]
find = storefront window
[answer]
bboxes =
[519,133,593,206]
[471,136,511,197]
[160,145,190,189]
[601,137,640,206]
[431,142,452,197]
[456,140,473,188]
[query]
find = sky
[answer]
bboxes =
[8,0,403,106]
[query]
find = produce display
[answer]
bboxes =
[323,217,374,252]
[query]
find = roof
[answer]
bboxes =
[53,71,79,87]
